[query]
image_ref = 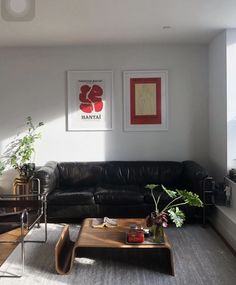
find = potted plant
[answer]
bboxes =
[145,184,203,243]
[0,116,44,179]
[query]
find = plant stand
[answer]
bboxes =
[12,177,40,212]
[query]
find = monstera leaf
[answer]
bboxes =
[162,185,177,198]
[177,190,203,207]
[0,161,4,176]
[168,207,186,227]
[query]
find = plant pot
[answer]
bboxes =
[151,224,164,243]
[19,163,35,179]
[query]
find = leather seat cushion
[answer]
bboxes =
[47,187,95,205]
[94,185,144,205]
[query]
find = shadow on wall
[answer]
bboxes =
[0,45,210,190]
[0,142,16,194]
[0,114,65,194]
[102,69,208,164]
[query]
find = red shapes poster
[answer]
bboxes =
[67,71,113,131]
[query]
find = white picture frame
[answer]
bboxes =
[67,70,113,131]
[123,70,168,131]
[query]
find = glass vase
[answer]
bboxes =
[151,224,164,243]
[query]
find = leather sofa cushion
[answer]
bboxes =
[102,161,183,187]
[94,185,144,205]
[58,162,104,187]
[158,162,183,186]
[57,161,184,188]
[103,162,143,185]
[47,187,95,205]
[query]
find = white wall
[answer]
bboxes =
[208,31,227,180]
[208,30,236,251]
[208,29,236,177]
[227,30,236,170]
[0,45,208,172]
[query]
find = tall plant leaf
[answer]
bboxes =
[168,207,186,227]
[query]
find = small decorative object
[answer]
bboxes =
[0,116,44,179]
[145,184,203,243]
[229,168,236,182]
[127,224,144,243]
[143,228,151,237]
[92,217,117,228]
[224,185,231,207]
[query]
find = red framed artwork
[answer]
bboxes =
[124,71,168,131]
[67,70,113,131]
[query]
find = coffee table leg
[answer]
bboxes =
[167,248,175,276]
[55,225,76,275]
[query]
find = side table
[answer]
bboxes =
[13,177,32,196]
[202,177,215,225]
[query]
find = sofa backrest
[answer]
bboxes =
[58,162,104,187]
[58,161,184,188]
[104,161,184,187]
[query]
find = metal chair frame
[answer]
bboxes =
[0,178,48,278]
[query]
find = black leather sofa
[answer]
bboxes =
[35,160,208,222]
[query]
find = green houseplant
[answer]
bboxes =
[0,116,44,178]
[145,184,203,243]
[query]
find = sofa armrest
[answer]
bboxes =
[182,160,208,197]
[35,161,59,195]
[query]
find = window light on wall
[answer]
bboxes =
[1,0,35,21]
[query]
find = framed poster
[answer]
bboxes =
[123,70,168,131]
[67,70,113,131]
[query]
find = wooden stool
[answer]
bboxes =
[13,177,32,196]
[13,177,33,211]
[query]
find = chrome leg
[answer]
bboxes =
[0,178,48,278]
[20,209,28,276]
[21,217,25,276]
[44,195,48,242]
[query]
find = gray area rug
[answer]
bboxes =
[0,223,236,285]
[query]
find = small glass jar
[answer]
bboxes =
[127,224,144,243]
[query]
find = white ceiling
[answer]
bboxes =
[0,0,236,47]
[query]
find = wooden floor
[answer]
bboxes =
[0,228,22,266]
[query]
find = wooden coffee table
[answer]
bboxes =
[55,218,174,276]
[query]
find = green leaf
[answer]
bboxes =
[0,116,44,176]
[0,161,5,175]
[168,207,186,227]
[161,185,177,198]
[145,184,159,191]
[176,190,203,207]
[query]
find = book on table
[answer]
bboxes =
[92,217,117,228]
